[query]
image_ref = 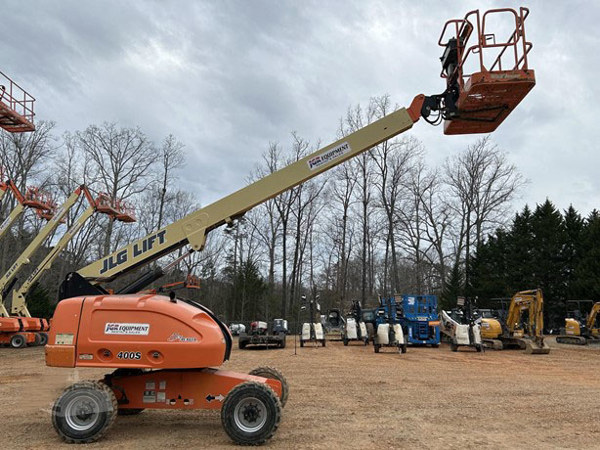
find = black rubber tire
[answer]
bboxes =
[52,380,117,443]
[343,338,348,346]
[401,343,407,354]
[10,333,26,349]
[476,344,483,353]
[374,344,380,353]
[450,342,458,352]
[279,337,286,349]
[239,340,247,350]
[221,381,281,445]
[249,366,289,408]
[38,332,49,346]
[30,332,42,346]
[321,339,326,347]
[300,340,304,348]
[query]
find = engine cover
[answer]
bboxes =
[46,294,231,369]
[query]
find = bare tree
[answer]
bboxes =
[75,123,155,254]
[444,136,525,292]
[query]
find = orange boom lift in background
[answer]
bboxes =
[46,7,535,446]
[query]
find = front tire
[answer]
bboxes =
[52,380,117,443]
[221,381,281,445]
[10,333,26,348]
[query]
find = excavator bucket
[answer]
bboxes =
[524,339,550,355]
[438,8,535,134]
[0,70,35,132]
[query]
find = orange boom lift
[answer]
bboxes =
[46,7,535,446]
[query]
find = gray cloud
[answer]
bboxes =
[2,0,598,214]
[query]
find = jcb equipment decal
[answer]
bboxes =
[100,230,167,274]
[307,142,351,170]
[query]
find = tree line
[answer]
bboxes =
[468,200,600,330]
[0,95,526,323]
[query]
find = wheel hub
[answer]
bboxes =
[65,394,101,431]
[233,396,267,433]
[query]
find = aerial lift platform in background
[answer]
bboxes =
[0,186,97,347]
[46,7,535,445]
[0,69,35,132]
[0,178,56,240]
[7,191,136,323]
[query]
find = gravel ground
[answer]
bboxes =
[1,336,599,449]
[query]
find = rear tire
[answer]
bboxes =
[38,332,49,346]
[221,381,281,445]
[52,380,117,443]
[248,366,289,408]
[10,333,26,349]
[30,332,42,346]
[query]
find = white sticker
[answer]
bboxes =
[55,333,74,345]
[159,381,166,390]
[145,381,156,390]
[143,391,156,403]
[307,142,351,170]
[157,392,166,402]
[104,322,150,335]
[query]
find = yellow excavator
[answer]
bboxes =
[480,289,550,354]
[556,300,600,345]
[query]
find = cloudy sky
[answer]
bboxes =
[3,0,599,215]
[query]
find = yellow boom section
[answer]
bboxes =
[78,104,420,283]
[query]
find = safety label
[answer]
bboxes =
[104,322,150,335]
[55,333,74,345]
[307,142,351,170]
[143,390,156,403]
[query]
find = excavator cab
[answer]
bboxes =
[434,7,535,134]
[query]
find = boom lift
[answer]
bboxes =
[8,191,136,321]
[0,182,56,240]
[480,289,550,354]
[0,186,96,347]
[556,300,600,345]
[46,7,535,445]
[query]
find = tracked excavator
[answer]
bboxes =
[556,300,600,345]
[481,289,550,354]
[45,7,536,445]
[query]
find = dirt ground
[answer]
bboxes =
[1,337,600,449]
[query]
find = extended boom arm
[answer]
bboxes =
[77,96,425,285]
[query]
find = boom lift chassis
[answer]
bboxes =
[46,7,535,445]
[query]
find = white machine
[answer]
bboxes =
[441,310,483,352]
